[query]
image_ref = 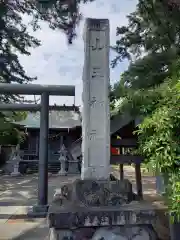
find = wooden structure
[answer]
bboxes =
[15,110,144,196]
[14,111,81,173]
[110,119,144,199]
[21,127,81,162]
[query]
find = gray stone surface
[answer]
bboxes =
[49,228,73,240]
[10,145,22,176]
[58,145,68,176]
[92,228,125,240]
[48,207,156,229]
[48,225,157,240]
[50,179,133,207]
[0,175,80,239]
[48,179,156,230]
[92,226,157,240]
[47,176,157,239]
[81,18,110,180]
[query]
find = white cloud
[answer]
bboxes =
[19,0,137,105]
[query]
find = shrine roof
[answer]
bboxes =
[15,111,81,129]
[15,109,140,133]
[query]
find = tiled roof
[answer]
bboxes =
[16,110,136,133]
[16,111,81,129]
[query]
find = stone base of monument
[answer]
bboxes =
[10,164,21,176]
[10,172,21,177]
[10,170,21,177]
[48,179,158,240]
[48,225,157,240]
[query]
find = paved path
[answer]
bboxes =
[113,166,158,199]
[113,166,169,240]
[0,169,169,240]
[0,174,78,240]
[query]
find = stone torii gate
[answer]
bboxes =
[0,83,76,215]
[48,18,157,240]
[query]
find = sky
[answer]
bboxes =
[19,0,137,106]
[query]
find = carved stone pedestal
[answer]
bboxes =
[58,159,67,176]
[49,228,73,240]
[48,179,158,240]
[49,226,157,240]
[11,162,21,176]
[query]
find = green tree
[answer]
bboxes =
[112,0,180,90]
[0,0,85,145]
[111,0,180,217]
[136,70,180,217]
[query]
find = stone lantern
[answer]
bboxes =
[58,144,68,176]
[10,144,21,176]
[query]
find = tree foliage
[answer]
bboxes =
[0,0,90,145]
[112,0,180,89]
[0,0,86,99]
[112,0,180,216]
[137,74,180,216]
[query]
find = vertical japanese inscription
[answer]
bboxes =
[81,19,110,179]
[91,38,104,50]
[92,67,104,79]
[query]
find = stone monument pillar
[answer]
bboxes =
[81,18,110,180]
[48,18,157,240]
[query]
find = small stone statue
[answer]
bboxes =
[58,144,68,176]
[11,144,21,176]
